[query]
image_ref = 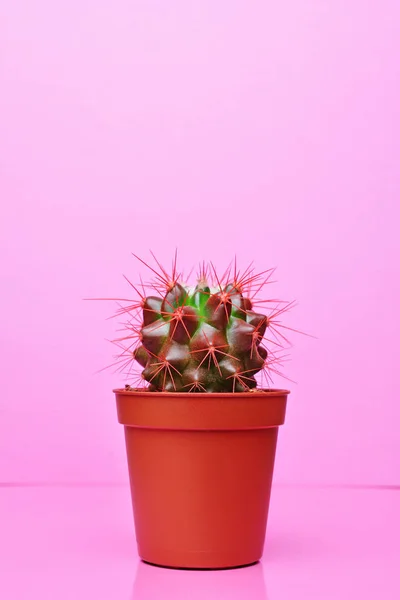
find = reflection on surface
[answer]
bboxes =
[131,559,268,600]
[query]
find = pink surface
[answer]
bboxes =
[1,485,399,599]
[1,0,400,488]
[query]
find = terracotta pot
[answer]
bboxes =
[114,388,289,570]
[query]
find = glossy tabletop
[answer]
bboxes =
[0,485,398,599]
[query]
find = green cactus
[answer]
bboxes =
[108,255,295,392]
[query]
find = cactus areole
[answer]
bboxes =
[102,255,295,569]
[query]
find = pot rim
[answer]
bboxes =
[114,388,289,429]
[113,388,290,398]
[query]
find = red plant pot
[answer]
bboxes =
[115,388,289,569]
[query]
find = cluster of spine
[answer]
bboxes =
[110,257,293,393]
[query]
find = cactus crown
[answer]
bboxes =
[108,254,295,392]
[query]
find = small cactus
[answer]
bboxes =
[103,254,296,392]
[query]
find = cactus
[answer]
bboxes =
[102,254,296,392]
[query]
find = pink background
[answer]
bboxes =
[1,0,400,489]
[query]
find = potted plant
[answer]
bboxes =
[98,254,295,569]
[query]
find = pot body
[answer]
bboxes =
[115,389,288,569]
